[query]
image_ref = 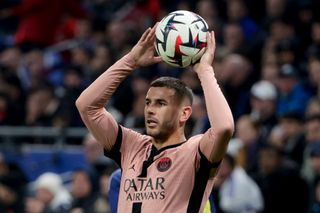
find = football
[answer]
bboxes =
[155,10,208,68]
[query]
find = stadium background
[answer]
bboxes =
[0,0,320,212]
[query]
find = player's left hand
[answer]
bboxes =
[130,23,162,67]
[193,31,216,73]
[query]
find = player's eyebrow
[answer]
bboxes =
[145,97,168,103]
[156,98,168,104]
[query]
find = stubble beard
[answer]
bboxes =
[145,122,176,143]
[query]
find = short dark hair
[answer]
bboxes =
[150,77,193,105]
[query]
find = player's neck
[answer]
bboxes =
[153,129,186,150]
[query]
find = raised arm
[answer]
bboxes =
[76,25,161,151]
[193,31,234,164]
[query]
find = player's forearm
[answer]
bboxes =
[198,66,234,140]
[76,53,136,151]
[76,53,136,114]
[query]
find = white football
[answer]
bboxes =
[155,10,208,68]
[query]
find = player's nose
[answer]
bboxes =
[145,104,156,115]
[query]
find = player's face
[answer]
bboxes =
[144,87,180,141]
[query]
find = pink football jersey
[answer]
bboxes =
[104,125,217,213]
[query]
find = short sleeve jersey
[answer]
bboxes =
[105,125,216,213]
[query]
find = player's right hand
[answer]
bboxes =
[130,23,162,68]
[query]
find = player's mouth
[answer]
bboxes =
[146,118,158,127]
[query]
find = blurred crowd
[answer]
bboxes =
[0,0,320,212]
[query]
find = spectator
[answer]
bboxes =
[250,80,278,140]
[82,133,116,178]
[25,83,61,127]
[0,0,87,52]
[306,20,320,58]
[253,144,309,213]
[276,63,312,117]
[260,62,280,84]
[232,115,264,175]
[272,112,306,167]
[195,0,224,43]
[69,46,93,76]
[305,114,320,144]
[306,97,320,118]
[219,54,254,120]
[0,47,22,73]
[220,22,246,55]
[262,0,296,31]
[214,153,264,213]
[25,172,72,213]
[0,153,27,213]
[226,0,258,42]
[18,49,47,92]
[122,74,150,130]
[275,38,299,66]
[69,169,100,212]
[83,133,104,165]
[89,44,113,80]
[55,65,86,128]
[307,54,320,97]
[265,18,298,66]
[105,21,131,59]
[94,170,112,213]
[260,36,278,71]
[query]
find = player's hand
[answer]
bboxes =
[193,31,216,73]
[130,23,162,67]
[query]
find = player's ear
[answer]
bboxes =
[180,106,192,123]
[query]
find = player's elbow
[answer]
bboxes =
[224,125,234,140]
[75,95,87,113]
[208,122,234,144]
[218,120,235,139]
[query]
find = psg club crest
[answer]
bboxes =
[157,157,172,172]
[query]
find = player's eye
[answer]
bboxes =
[159,101,167,106]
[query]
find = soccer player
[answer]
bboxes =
[76,24,234,213]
